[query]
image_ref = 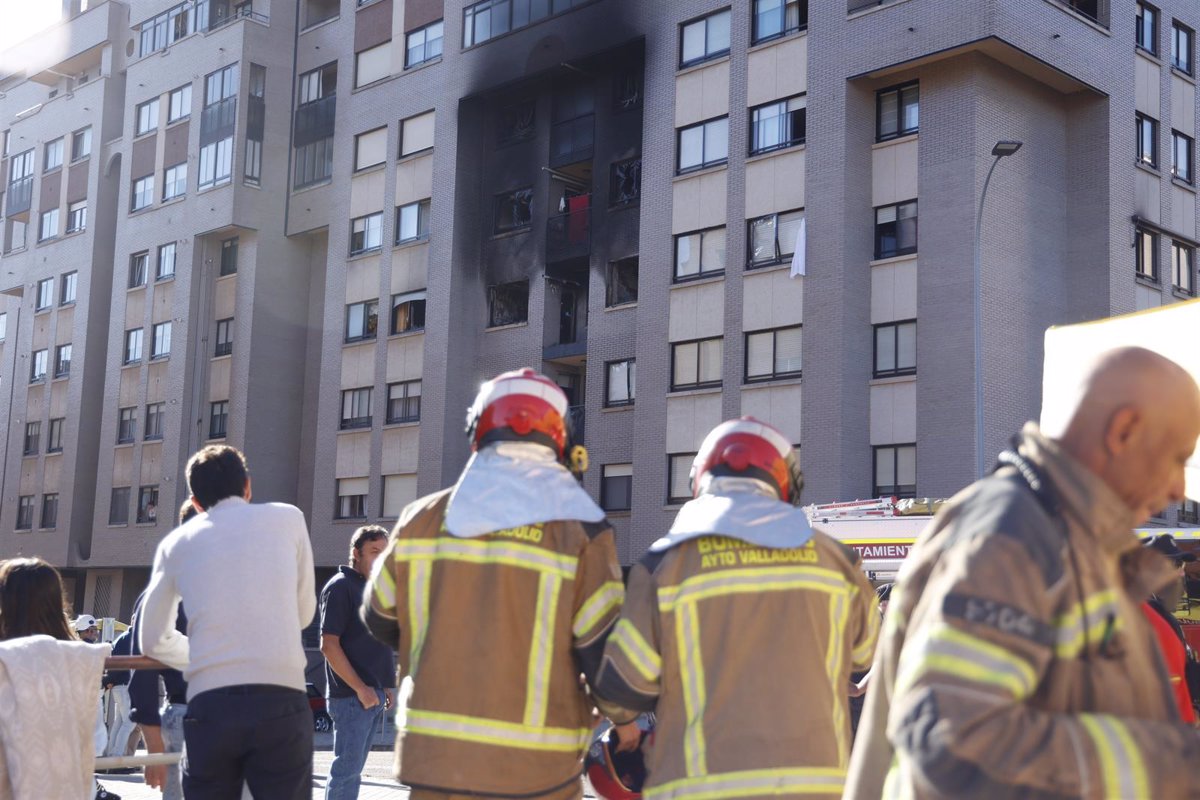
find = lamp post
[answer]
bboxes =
[973,140,1022,480]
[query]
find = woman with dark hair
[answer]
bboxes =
[0,557,76,642]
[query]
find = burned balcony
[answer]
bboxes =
[546,195,591,264]
[567,405,585,445]
[543,279,587,364]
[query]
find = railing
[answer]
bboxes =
[294,94,337,145]
[546,201,590,263]
[549,115,594,167]
[567,405,585,444]
[200,96,237,142]
[6,177,32,216]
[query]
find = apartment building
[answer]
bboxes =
[1,0,1197,614]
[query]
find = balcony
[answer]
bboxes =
[546,197,590,264]
[200,96,238,143]
[6,177,32,216]
[543,279,587,365]
[294,95,337,145]
[567,405,585,444]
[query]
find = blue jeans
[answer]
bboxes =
[326,690,385,800]
[161,702,187,800]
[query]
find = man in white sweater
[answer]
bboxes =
[139,445,317,799]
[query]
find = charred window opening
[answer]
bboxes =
[610,158,641,206]
[606,257,638,307]
[614,71,642,111]
[488,281,529,327]
[494,187,533,233]
[498,99,536,145]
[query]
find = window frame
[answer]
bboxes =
[493,187,534,234]
[132,174,155,211]
[751,0,806,45]
[43,137,64,172]
[215,317,234,357]
[38,209,59,242]
[873,319,918,378]
[354,127,388,172]
[1137,2,1159,56]
[1172,240,1194,294]
[349,212,383,255]
[137,485,159,524]
[670,336,724,392]
[15,495,34,530]
[876,82,919,143]
[54,343,72,378]
[395,199,431,245]
[145,402,165,440]
[124,328,144,365]
[29,349,48,383]
[390,290,427,335]
[156,242,177,280]
[486,280,530,328]
[345,300,379,342]
[66,201,87,233]
[874,200,919,259]
[679,8,732,69]
[23,421,40,456]
[1137,112,1159,169]
[70,127,92,162]
[117,406,137,444]
[150,320,172,358]
[749,94,807,156]
[674,227,727,283]
[676,116,729,174]
[605,256,639,307]
[220,237,239,276]
[873,444,917,499]
[209,400,229,439]
[747,208,804,269]
[405,19,444,69]
[744,325,803,383]
[35,277,54,310]
[1136,227,1160,280]
[1173,129,1193,183]
[335,480,369,520]
[340,387,373,430]
[136,97,160,136]
[600,464,633,512]
[60,271,78,306]
[47,418,64,453]
[1173,20,1194,75]
[109,487,130,526]
[40,493,58,530]
[386,379,422,424]
[400,110,435,157]
[168,84,192,123]
[667,452,698,506]
[604,358,636,408]
[129,252,149,288]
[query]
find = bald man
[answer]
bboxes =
[845,347,1200,800]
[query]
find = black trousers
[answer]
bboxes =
[182,685,313,800]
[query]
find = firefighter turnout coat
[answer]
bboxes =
[593,530,879,800]
[363,489,630,798]
[844,424,1200,800]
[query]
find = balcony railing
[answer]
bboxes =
[6,177,32,216]
[567,405,585,444]
[294,94,337,145]
[546,199,591,264]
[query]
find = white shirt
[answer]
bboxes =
[138,496,316,698]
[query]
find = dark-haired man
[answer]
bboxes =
[140,445,316,800]
[320,525,395,799]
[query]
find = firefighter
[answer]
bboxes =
[593,417,879,800]
[362,368,631,799]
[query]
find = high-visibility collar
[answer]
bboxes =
[651,483,813,553]
[444,441,604,538]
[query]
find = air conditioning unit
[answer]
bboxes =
[48,89,58,99]
[78,73,89,84]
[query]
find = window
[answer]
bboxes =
[1173,130,1193,183]
[117,407,136,443]
[406,20,444,68]
[47,418,63,453]
[345,300,378,342]
[391,290,426,334]
[400,110,435,156]
[137,98,160,136]
[745,326,802,382]
[336,479,368,519]
[1137,2,1158,55]
[487,281,529,327]
[163,163,187,200]
[498,99,536,145]
[387,380,421,423]
[350,213,383,255]
[16,496,33,530]
[168,84,192,122]
[23,421,40,455]
[41,494,58,529]
[38,209,59,242]
[753,0,805,44]
[383,474,418,518]
[144,402,165,440]
[132,174,155,211]
[157,242,176,280]
[395,200,431,244]
[137,486,159,524]
[109,487,130,525]
[1137,113,1159,168]
[36,278,54,310]
[748,209,804,268]
[1173,21,1193,74]
[671,337,723,391]
[209,401,228,439]
[874,320,917,378]
[124,328,144,364]
[615,71,643,111]
[71,127,92,161]
[677,116,729,173]
[0,313,6,340]
[1173,241,1194,294]
[205,63,238,104]
[341,388,372,429]
[751,96,806,154]
[218,237,239,276]
[674,227,726,282]
[877,83,919,142]
[30,349,47,382]
[244,137,262,185]
[295,139,334,188]
[129,252,149,288]
[601,464,633,512]
[215,317,234,356]
[355,42,392,88]
[610,158,642,205]
[875,200,918,259]
[66,201,86,233]
[151,322,172,359]
[1136,227,1159,279]
[299,62,337,105]
[874,444,916,499]
[668,453,697,505]
[54,344,71,377]
[249,64,265,98]
[355,128,388,172]
[198,138,234,189]
[494,188,533,233]
[605,359,636,407]
[606,256,638,306]
[44,138,64,171]
[462,0,588,48]
[680,9,731,68]
[1182,500,1200,525]
[138,1,200,56]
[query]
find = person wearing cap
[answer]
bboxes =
[592,417,879,800]
[1141,534,1199,723]
[362,368,633,799]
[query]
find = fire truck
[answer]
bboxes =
[804,497,942,582]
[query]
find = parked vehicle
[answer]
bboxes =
[306,682,331,733]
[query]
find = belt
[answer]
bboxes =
[203,684,302,696]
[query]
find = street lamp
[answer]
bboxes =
[973,140,1022,480]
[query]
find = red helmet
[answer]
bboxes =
[585,724,648,800]
[465,368,569,456]
[690,417,803,504]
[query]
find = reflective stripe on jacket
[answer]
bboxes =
[364,489,630,798]
[595,531,878,800]
[844,424,1200,800]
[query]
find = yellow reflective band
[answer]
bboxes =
[852,600,881,667]
[896,624,1037,700]
[658,566,850,612]
[1054,591,1122,657]
[406,709,590,753]
[573,581,625,639]
[390,538,578,579]
[372,562,397,611]
[524,572,562,727]
[678,601,708,777]
[1080,715,1150,800]
[610,618,661,683]
[825,591,850,767]
[644,766,847,800]
[407,560,432,677]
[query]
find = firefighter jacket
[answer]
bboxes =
[593,530,879,800]
[362,489,631,798]
[843,423,1200,800]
